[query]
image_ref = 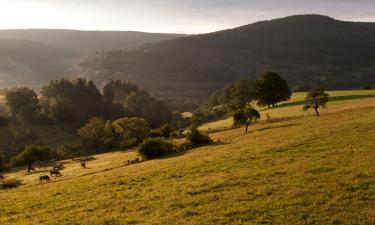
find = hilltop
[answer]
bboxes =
[1,90,374,224]
[76,15,375,99]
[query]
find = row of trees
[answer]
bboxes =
[208,71,330,133]
[4,78,173,128]
[209,71,292,110]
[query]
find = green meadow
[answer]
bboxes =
[0,90,374,225]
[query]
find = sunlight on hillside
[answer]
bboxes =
[200,90,375,131]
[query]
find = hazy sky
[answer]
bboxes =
[0,0,375,34]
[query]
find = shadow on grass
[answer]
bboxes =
[160,140,229,160]
[257,123,298,132]
[275,94,375,109]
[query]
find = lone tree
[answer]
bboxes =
[303,87,329,117]
[233,105,261,133]
[5,87,40,122]
[256,72,292,108]
[11,145,51,169]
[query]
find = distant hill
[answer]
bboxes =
[75,15,375,100]
[0,30,184,88]
[0,39,78,87]
[0,29,185,54]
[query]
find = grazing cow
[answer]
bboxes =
[2,182,17,189]
[50,169,61,177]
[28,167,36,173]
[39,175,50,184]
[53,162,64,170]
[81,162,86,169]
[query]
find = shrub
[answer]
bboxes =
[138,138,175,159]
[55,145,84,159]
[160,123,172,138]
[186,127,213,146]
[1,179,21,189]
[362,84,372,90]
[11,144,51,167]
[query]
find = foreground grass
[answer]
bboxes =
[1,101,374,224]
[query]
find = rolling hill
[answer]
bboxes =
[1,91,374,224]
[0,30,184,88]
[75,15,375,100]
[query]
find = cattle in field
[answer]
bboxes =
[28,167,36,173]
[1,180,20,189]
[50,169,61,177]
[39,175,50,184]
[81,162,86,168]
[53,162,64,170]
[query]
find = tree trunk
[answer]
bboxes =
[314,107,320,117]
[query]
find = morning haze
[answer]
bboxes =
[0,1,374,225]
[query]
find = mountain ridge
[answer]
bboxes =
[75,14,375,100]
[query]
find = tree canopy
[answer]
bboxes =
[256,72,292,108]
[303,87,330,117]
[11,145,51,167]
[233,105,261,133]
[5,87,40,122]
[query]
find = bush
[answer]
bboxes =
[138,138,176,159]
[1,179,21,189]
[186,127,213,146]
[55,145,84,159]
[160,123,172,138]
[11,144,51,167]
[362,84,372,90]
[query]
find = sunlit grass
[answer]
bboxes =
[0,90,374,224]
[200,90,375,131]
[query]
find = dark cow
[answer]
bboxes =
[2,182,18,189]
[50,169,61,177]
[28,167,36,173]
[53,162,64,170]
[81,162,86,169]
[39,175,50,184]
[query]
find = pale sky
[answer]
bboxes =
[0,0,375,34]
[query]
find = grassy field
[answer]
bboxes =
[0,90,374,224]
[200,90,375,131]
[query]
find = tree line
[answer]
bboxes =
[5,78,173,128]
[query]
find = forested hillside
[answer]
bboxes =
[76,15,375,101]
[0,30,184,88]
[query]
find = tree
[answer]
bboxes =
[233,105,260,133]
[112,117,151,147]
[124,91,173,128]
[256,72,292,108]
[186,126,212,146]
[303,87,329,117]
[191,112,206,127]
[102,79,138,103]
[11,145,51,168]
[40,78,104,125]
[0,154,5,173]
[160,123,172,139]
[5,87,40,122]
[77,117,115,151]
[138,138,175,159]
[229,78,257,110]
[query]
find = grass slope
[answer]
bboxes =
[0,91,374,224]
[201,90,375,131]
